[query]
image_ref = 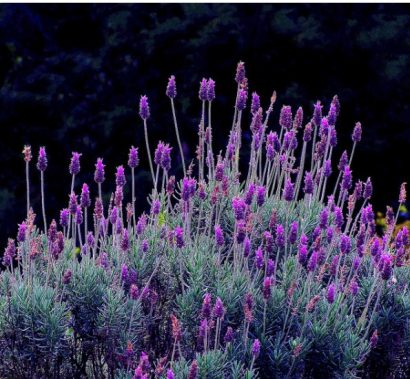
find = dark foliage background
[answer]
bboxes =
[0,3,409,247]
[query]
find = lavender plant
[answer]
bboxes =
[1,62,409,379]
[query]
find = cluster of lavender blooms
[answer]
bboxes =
[1,62,410,379]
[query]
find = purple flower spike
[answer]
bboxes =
[167,369,175,379]
[17,221,27,242]
[236,220,246,243]
[94,198,104,220]
[115,165,126,187]
[175,226,184,248]
[94,158,105,184]
[340,234,351,254]
[298,244,308,266]
[256,185,266,206]
[319,208,329,229]
[188,360,198,379]
[332,95,340,115]
[327,103,337,126]
[320,117,330,136]
[69,152,81,175]
[283,179,294,201]
[75,206,83,225]
[341,166,352,191]
[275,224,285,248]
[263,276,273,300]
[399,182,407,204]
[37,147,48,172]
[161,144,172,171]
[255,246,264,269]
[236,89,247,110]
[166,75,177,99]
[313,101,322,128]
[80,183,91,208]
[87,232,95,248]
[199,78,208,101]
[214,224,224,247]
[154,141,164,166]
[303,122,313,142]
[251,92,260,114]
[202,293,212,319]
[139,95,150,120]
[69,192,78,215]
[2,239,16,266]
[151,199,161,215]
[279,105,292,130]
[235,61,246,84]
[379,253,392,280]
[266,258,275,276]
[60,209,69,228]
[121,229,130,252]
[289,221,298,244]
[330,126,338,147]
[326,283,336,304]
[294,106,304,129]
[352,122,362,142]
[207,78,215,101]
[213,297,225,318]
[364,178,373,199]
[334,207,344,229]
[128,146,139,168]
[224,327,234,344]
[244,236,251,257]
[323,160,332,178]
[304,172,314,195]
[330,255,339,276]
[232,196,246,221]
[307,250,318,272]
[252,339,261,358]
[215,157,225,182]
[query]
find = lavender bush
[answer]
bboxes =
[1,62,409,378]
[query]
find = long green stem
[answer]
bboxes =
[26,161,30,217]
[41,171,47,231]
[143,119,155,184]
[170,98,186,176]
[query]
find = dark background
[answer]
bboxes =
[0,4,409,248]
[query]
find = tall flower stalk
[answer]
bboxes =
[36,147,48,231]
[139,95,155,185]
[23,145,32,216]
[166,75,186,176]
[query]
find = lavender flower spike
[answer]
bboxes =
[199,78,208,101]
[252,339,261,358]
[326,283,336,304]
[236,88,247,110]
[116,165,127,187]
[37,147,48,172]
[235,60,246,84]
[94,158,105,184]
[352,122,362,142]
[283,178,294,201]
[207,78,215,101]
[279,105,292,130]
[69,152,81,176]
[128,146,139,168]
[166,75,177,99]
[139,95,150,120]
